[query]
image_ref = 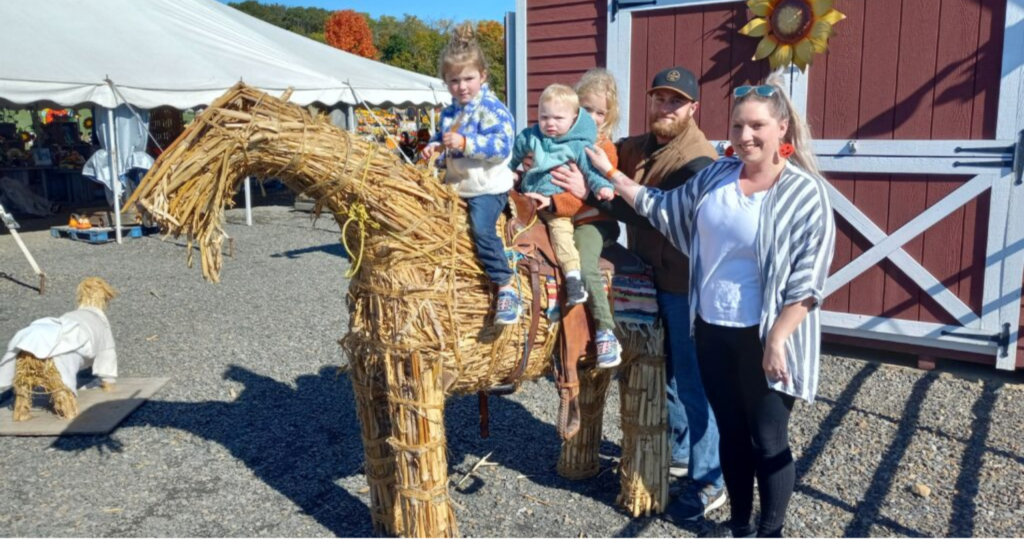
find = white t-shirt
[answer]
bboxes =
[695,172,765,327]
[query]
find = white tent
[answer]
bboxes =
[0,0,448,109]
[0,0,448,241]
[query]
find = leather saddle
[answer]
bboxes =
[477,190,645,441]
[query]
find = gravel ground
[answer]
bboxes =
[2,200,1023,537]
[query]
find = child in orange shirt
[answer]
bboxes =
[550,69,623,368]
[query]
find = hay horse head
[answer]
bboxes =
[129,84,669,538]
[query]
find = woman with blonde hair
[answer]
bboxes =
[586,77,835,537]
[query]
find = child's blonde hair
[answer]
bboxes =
[539,84,580,112]
[574,68,619,139]
[438,23,488,80]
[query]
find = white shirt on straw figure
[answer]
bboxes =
[0,277,118,421]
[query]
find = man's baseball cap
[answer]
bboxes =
[648,67,699,102]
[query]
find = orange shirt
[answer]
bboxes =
[550,136,619,224]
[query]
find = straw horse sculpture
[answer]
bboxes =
[127,85,668,538]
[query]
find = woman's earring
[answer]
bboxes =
[779,142,795,158]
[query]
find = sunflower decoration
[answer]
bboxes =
[83,117,94,130]
[739,0,845,72]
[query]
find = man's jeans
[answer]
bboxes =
[659,290,724,489]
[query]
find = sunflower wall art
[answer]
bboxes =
[739,0,846,72]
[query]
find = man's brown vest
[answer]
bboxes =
[618,120,718,293]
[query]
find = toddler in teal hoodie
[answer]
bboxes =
[509,84,615,306]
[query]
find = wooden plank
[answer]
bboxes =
[696,4,734,140]
[819,0,865,141]
[528,20,601,40]
[963,0,1004,320]
[0,378,170,436]
[824,174,856,314]
[528,2,603,22]
[919,177,967,325]
[529,0,593,8]
[846,0,902,318]
[527,54,604,74]
[883,175,927,321]
[855,0,902,140]
[528,38,603,58]
[972,0,1007,140]
[882,0,941,324]
[848,176,890,317]
[892,0,942,142]
[917,0,981,325]
[630,13,650,136]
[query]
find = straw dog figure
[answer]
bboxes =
[1,277,118,421]
[126,85,669,538]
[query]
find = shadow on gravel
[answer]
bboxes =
[271,243,349,260]
[949,380,1002,537]
[50,365,375,537]
[442,389,708,536]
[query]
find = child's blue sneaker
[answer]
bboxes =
[494,289,521,325]
[596,329,621,368]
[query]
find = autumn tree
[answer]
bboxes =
[475,20,506,102]
[325,10,379,60]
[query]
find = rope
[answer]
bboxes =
[339,144,380,277]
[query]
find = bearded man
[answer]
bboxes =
[551,66,724,521]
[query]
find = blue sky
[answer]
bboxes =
[218,0,515,22]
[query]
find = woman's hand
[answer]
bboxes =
[550,162,589,200]
[762,340,790,386]
[584,145,613,176]
[442,132,465,151]
[524,193,551,210]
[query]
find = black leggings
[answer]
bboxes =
[695,317,795,538]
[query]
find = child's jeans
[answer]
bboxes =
[465,193,513,286]
[574,220,618,332]
[538,211,581,274]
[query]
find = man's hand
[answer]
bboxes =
[596,187,615,201]
[442,132,465,151]
[524,192,551,210]
[550,162,589,200]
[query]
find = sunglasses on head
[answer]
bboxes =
[733,85,777,98]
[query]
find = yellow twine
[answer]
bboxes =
[338,144,380,278]
[341,202,379,278]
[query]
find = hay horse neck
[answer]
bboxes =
[130,84,669,538]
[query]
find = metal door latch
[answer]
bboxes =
[941,323,1011,358]
[953,130,1024,184]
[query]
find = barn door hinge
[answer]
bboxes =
[941,323,1011,358]
[953,130,1024,185]
[612,0,658,20]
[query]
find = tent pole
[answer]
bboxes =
[245,176,252,226]
[106,107,123,244]
[346,104,355,133]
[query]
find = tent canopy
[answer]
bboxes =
[0,0,449,109]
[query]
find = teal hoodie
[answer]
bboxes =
[509,111,614,197]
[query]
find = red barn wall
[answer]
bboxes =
[526,0,1019,366]
[525,0,608,124]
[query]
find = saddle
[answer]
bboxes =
[478,190,645,441]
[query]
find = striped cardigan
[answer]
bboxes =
[634,157,836,402]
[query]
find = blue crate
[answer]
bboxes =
[50,225,149,244]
